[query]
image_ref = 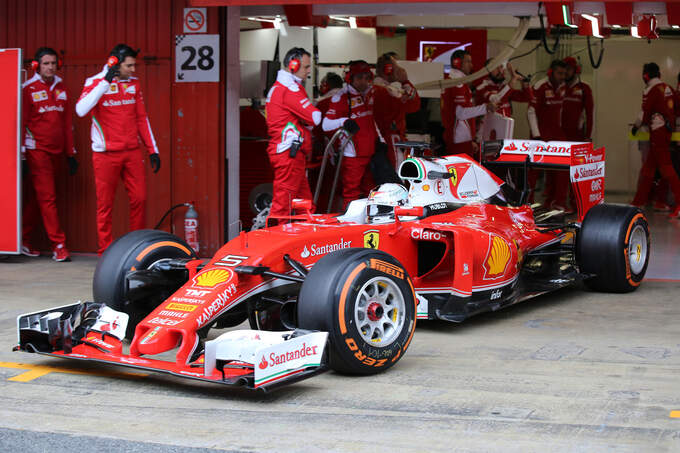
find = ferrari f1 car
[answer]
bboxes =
[15,139,650,391]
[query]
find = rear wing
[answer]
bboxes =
[482,139,605,221]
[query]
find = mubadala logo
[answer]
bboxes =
[300,238,352,258]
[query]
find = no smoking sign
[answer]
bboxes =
[183,8,207,34]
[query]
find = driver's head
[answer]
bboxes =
[366,183,409,224]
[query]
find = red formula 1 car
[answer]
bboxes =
[15,139,650,391]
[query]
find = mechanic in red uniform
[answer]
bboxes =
[441,50,494,156]
[562,57,594,142]
[373,52,420,168]
[630,63,680,217]
[76,44,160,255]
[264,47,322,217]
[313,72,344,151]
[322,60,376,208]
[474,60,531,139]
[527,59,567,208]
[21,47,78,261]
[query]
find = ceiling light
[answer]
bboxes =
[612,24,621,29]
[673,25,680,29]
[631,25,640,38]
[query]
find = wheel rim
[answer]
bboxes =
[628,224,647,275]
[354,276,406,347]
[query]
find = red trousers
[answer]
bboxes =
[22,149,66,247]
[341,156,374,209]
[543,170,570,208]
[268,151,313,217]
[632,131,680,206]
[92,149,147,254]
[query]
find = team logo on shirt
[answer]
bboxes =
[107,83,119,94]
[124,84,136,95]
[32,90,48,102]
[56,90,67,100]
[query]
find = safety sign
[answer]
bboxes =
[175,34,220,82]
[183,8,207,34]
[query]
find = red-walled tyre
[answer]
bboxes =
[297,248,417,375]
[577,204,650,293]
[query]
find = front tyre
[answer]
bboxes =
[297,248,416,375]
[92,229,197,338]
[577,204,650,292]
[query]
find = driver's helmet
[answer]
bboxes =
[366,183,408,223]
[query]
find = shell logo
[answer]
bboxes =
[193,269,232,288]
[484,235,511,278]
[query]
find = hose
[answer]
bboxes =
[586,35,605,69]
[538,3,560,55]
[414,16,531,91]
[154,203,192,230]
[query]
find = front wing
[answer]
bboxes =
[14,302,328,392]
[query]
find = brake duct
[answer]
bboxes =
[413,17,532,92]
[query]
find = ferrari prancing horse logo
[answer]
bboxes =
[363,230,379,249]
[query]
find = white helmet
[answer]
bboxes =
[366,183,408,223]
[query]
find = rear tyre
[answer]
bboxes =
[92,229,197,338]
[297,248,416,375]
[577,204,650,292]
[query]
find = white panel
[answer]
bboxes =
[318,27,377,64]
[240,29,278,61]
[394,60,444,99]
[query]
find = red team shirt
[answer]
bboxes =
[76,66,158,154]
[562,79,594,140]
[22,74,75,156]
[474,78,530,118]
[528,78,566,141]
[324,84,377,157]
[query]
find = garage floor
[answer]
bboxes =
[0,209,679,452]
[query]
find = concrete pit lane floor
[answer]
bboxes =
[1,211,679,452]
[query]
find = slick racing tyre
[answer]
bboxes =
[297,248,416,375]
[577,204,650,293]
[93,229,197,338]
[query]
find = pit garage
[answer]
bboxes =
[1,1,679,451]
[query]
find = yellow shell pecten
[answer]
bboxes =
[195,269,231,287]
[487,236,511,276]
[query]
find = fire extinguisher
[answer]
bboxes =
[184,203,199,253]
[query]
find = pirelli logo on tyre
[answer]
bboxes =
[369,259,404,280]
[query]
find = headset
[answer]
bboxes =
[379,52,396,76]
[108,44,140,68]
[345,60,373,84]
[450,49,468,71]
[31,47,62,72]
[642,62,659,84]
[284,47,308,74]
[451,57,462,70]
[563,56,581,75]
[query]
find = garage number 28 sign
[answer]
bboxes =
[175,34,219,82]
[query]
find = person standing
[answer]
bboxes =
[373,52,420,168]
[562,57,594,142]
[440,49,494,156]
[76,44,160,255]
[322,60,377,208]
[264,47,322,217]
[21,47,78,261]
[527,59,567,208]
[630,63,680,217]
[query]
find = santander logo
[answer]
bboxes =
[504,142,517,151]
[258,356,269,369]
[300,246,310,258]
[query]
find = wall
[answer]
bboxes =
[0,0,224,256]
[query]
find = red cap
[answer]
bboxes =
[563,56,580,73]
[348,60,372,80]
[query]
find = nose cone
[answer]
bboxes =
[134,326,180,356]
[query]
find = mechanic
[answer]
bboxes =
[440,49,495,156]
[323,60,378,208]
[527,59,567,209]
[373,52,421,168]
[562,57,594,142]
[630,62,680,218]
[264,47,322,217]
[21,47,78,262]
[313,72,344,150]
[474,59,531,141]
[76,43,160,255]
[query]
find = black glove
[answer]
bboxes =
[149,154,161,173]
[631,125,639,136]
[104,65,120,83]
[342,119,360,135]
[67,156,79,175]
[666,120,673,133]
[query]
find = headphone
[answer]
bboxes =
[563,57,581,75]
[451,57,462,70]
[345,60,373,84]
[31,47,62,72]
[643,72,651,83]
[288,58,300,73]
[108,44,140,68]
